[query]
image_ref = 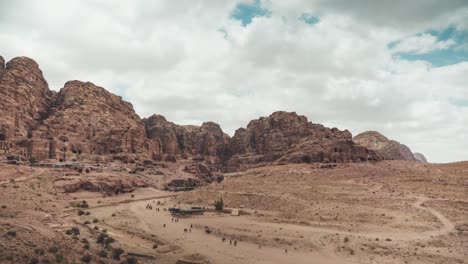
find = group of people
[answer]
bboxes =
[222,237,238,246]
[145,203,161,211]
[145,201,291,255]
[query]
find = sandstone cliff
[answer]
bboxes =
[353,131,416,161]
[143,114,229,160]
[32,80,151,161]
[0,56,56,142]
[226,111,380,171]
[2,55,426,173]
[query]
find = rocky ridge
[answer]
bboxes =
[0,55,424,176]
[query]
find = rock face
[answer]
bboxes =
[1,55,424,174]
[353,131,416,161]
[32,80,150,161]
[226,111,380,171]
[143,114,229,159]
[413,153,428,163]
[0,56,56,142]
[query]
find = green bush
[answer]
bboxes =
[81,254,92,263]
[121,256,138,264]
[112,248,124,260]
[96,233,108,244]
[29,157,38,164]
[34,249,45,255]
[98,250,108,258]
[48,246,59,253]
[214,198,224,211]
[55,253,64,263]
[6,231,16,237]
[77,209,85,216]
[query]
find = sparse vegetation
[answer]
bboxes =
[78,209,85,216]
[48,246,59,253]
[76,200,89,208]
[301,154,312,163]
[55,253,64,263]
[112,248,124,260]
[6,230,16,237]
[29,157,38,164]
[81,254,92,263]
[98,250,108,258]
[121,256,138,264]
[34,249,45,255]
[93,218,99,223]
[214,198,224,211]
[65,227,80,236]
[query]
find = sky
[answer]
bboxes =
[1,0,467,163]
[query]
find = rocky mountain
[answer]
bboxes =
[226,111,380,171]
[1,55,427,172]
[32,80,151,161]
[413,152,428,163]
[143,114,230,161]
[0,56,56,142]
[353,131,417,161]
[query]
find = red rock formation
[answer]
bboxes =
[0,56,56,142]
[353,131,416,161]
[32,80,151,161]
[143,114,229,160]
[226,111,379,171]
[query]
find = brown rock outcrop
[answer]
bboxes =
[226,111,379,171]
[32,80,151,161]
[413,152,428,163]
[143,115,229,160]
[0,56,56,144]
[353,131,416,161]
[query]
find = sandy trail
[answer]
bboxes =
[124,200,355,264]
[88,190,456,264]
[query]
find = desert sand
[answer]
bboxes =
[0,161,466,263]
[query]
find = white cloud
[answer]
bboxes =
[390,34,455,54]
[0,0,467,163]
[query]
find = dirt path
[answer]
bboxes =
[124,201,355,264]
[82,187,456,263]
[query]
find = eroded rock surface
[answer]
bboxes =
[353,131,416,161]
[226,111,380,171]
[413,152,428,163]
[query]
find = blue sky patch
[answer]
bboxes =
[231,0,271,26]
[299,13,319,25]
[449,98,468,108]
[392,26,468,67]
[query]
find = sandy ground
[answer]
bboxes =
[0,160,466,263]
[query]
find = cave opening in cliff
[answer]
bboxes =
[0,134,6,141]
